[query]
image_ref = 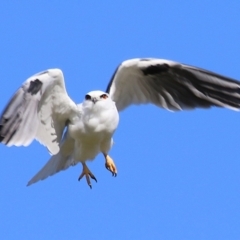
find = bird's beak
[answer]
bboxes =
[92,97,97,104]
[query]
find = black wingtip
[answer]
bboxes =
[0,118,8,143]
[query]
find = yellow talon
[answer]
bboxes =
[103,154,117,177]
[78,163,97,188]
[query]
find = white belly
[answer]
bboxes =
[68,102,119,162]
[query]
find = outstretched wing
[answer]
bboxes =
[0,69,78,154]
[106,58,240,111]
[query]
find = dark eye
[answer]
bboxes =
[100,94,108,99]
[85,94,91,100]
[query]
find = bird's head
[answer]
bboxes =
[84,90,109,103]
[83,90,114,111]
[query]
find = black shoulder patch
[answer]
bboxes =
[106,65,120,93]
[141,64,169,75]
[27,79,43,95]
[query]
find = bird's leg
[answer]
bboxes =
[103,153,117,177]
[78,162,97,189]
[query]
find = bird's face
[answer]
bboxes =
[83,90,114,111]
[85,91,109,104]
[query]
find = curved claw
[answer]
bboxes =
[90,174,97,182]
[104,155,117,177]
[78,163,97,188]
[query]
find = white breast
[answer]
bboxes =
[68,98,119,162]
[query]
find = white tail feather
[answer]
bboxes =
[27,134,75,186]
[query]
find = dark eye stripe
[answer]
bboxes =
[85,94,91,100]
[100,94,108,99]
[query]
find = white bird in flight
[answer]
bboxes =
[1,58,240,188]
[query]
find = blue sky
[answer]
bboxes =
[1,1,240,239]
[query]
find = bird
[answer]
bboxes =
[1,58,240,188]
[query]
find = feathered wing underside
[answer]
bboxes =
[0,69,78,154]
[106,58,240,111]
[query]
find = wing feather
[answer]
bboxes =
[0,69,78,154]
[106,58,240,111]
